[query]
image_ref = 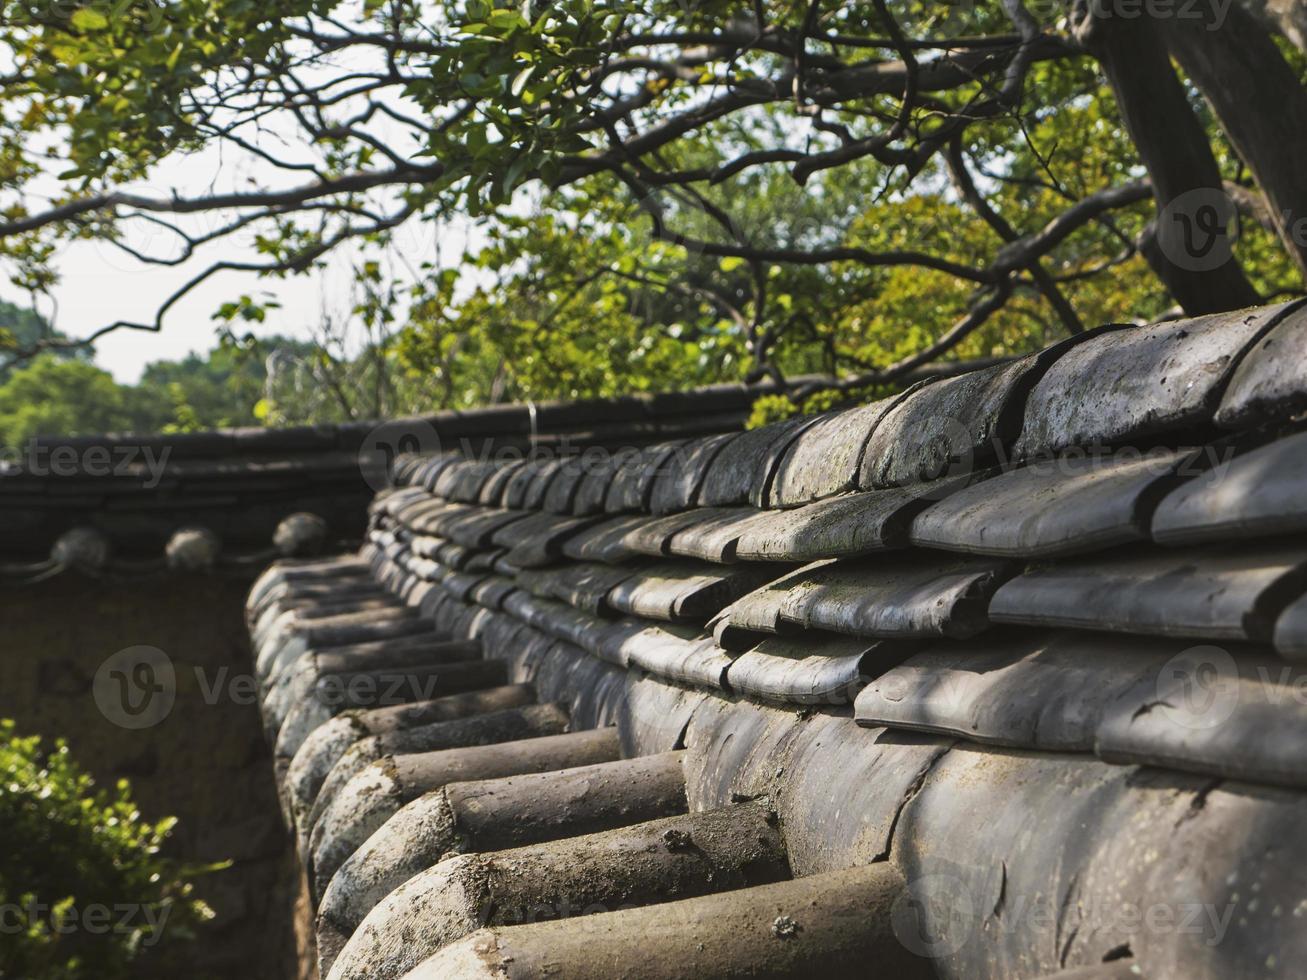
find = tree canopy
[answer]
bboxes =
[0,331,329,445]
[3,0,1307,413]
[0,299,87,381]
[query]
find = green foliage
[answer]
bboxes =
[0,720,213,980]
[0,331,319,445]
[0,302,86,383]
[136,332,315,432]
[1,1,1304,423]
[0,356,153,447]
[745,393,800,429]
[394,201,748,406]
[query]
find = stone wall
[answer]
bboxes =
[0,571,312,980]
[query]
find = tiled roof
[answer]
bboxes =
[249,301,1307,978]
[0,379,802,574]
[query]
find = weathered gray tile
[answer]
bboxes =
[541,456,591,514]
[768,715,950,877]
[464,547,503,573]
[696,415,817,507]
[749,554,1011,639]
[680,697,807,808]
[891,746,1220,977]
[422,506,527,548]
[490,511,605,568]
[911,449,1196,558]
[766,399,898,507]
[467,575,517,609]
[738,480,969,563]
[649,433,737,514]
[560,514,650,564]
[990,541,1307,641]
[439,569,489,602]
[1025,964,1142,980]
[429,459,471,499]
[393,497,460,533]
[402,554,446,583]
[725,635,895,706]
[520,457,569,510]
[1152,430,1307,545]
[854,630,1175,750]
[409,534,450,562]
[528,640,627,727]
[606,561,781,623]
[568,451,625,515]
[665,507,769,563]
[604,442,684,513]
[433,460,499,501]
[1275,592,1307,659]
[620,507,744,559]
[1216,301,1307,428]
[478,459,526,506]
[414,453,462,491]
[1015,305,1292,458]
[860,353,1046,489]
[514,561,642,616]
[501,590,606,651]
[501,458,551,510]
[619,625,733,690]
[617,672,710,756]
[717,561,836,634]
[388,453,426,486]
[1097,647,1307,788]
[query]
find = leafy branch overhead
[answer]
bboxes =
[2,0,1307,406]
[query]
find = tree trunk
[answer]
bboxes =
[1159,1,1307,284]
[1071,2,1262,313]
[1237,0,1307,51]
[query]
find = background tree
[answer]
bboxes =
[0,301,87,382]
[2,0,1306,415]
[0,720,214,979]
[0,330,327,444]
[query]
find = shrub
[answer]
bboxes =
[0,720,214,979]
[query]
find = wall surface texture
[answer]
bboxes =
[0,572,313,980]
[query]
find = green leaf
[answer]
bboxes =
[510,65,535,98]
[70,7,110,30]
[487,8,526,29]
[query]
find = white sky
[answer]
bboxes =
[1,232,344,384]
[0,141,481,383]
[0,27,487,384]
